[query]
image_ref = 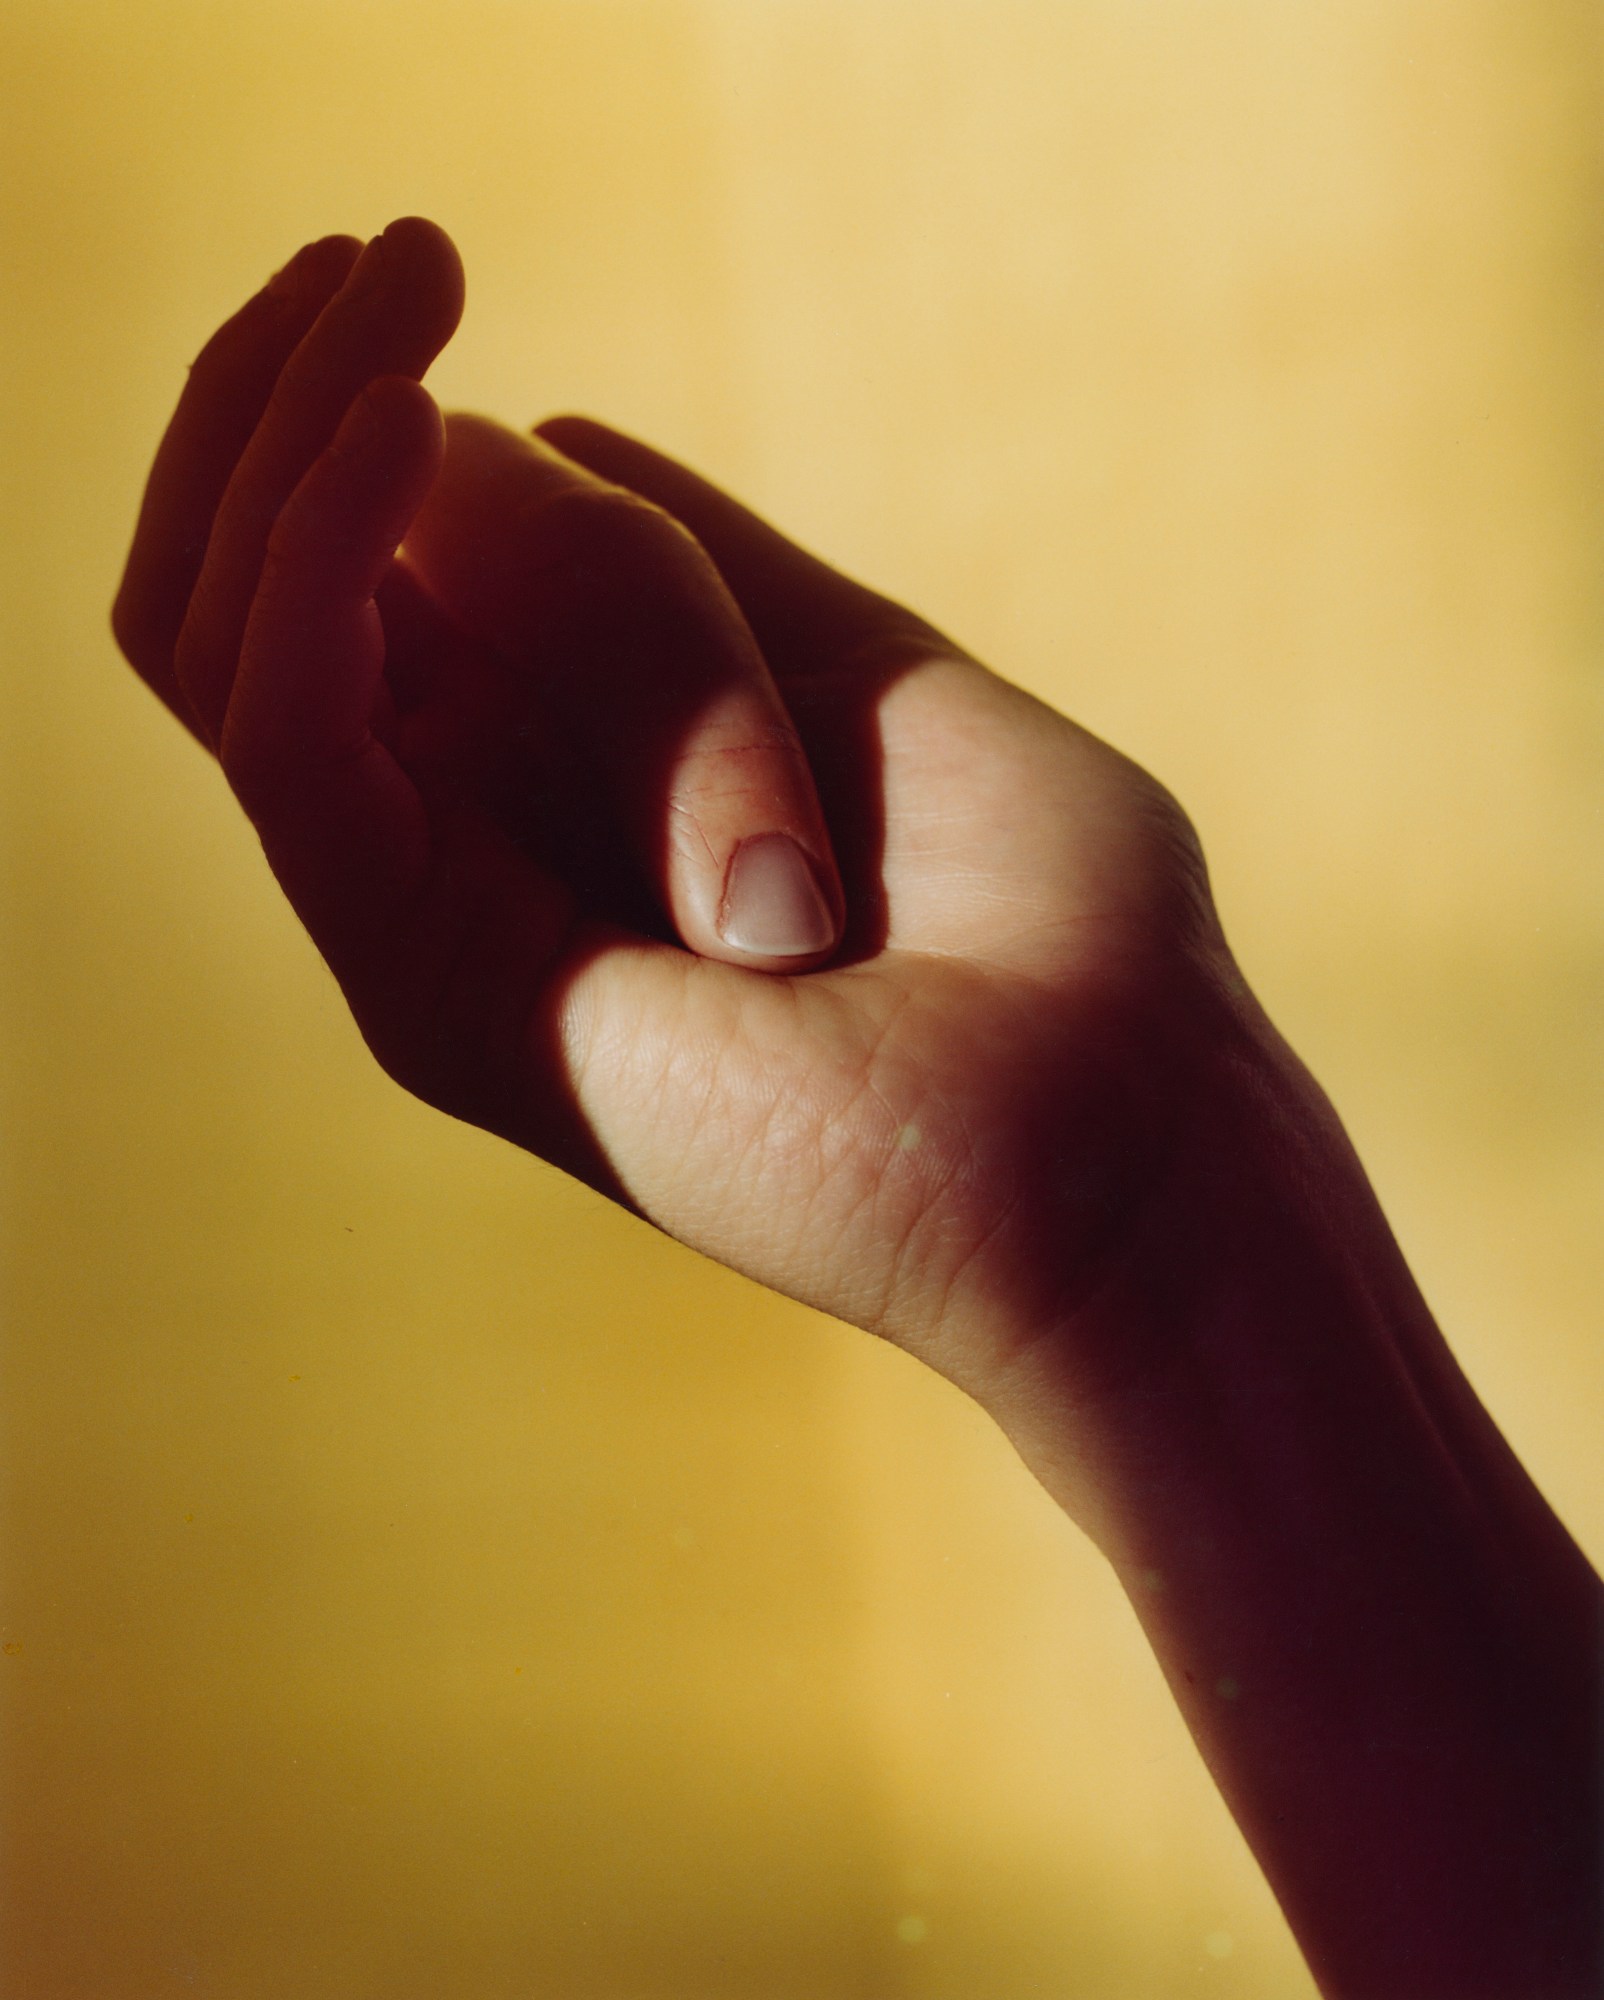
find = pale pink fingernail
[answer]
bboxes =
[718,834,835,958]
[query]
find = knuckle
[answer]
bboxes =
[835,605,956,679]
[183,332,237,391]
[219,728,298,822]
[110,584,154,669]
[261,508,299,569]
[185,295,274,384]
[676,726,809,806]
[258,491,354,603]
[1141,774,1206,876]
[1129,772,1217,943]
[527,482,682,578]
[218,736,274,815]
[169,614,205,692]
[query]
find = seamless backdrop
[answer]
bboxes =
[3,4,1600,1997]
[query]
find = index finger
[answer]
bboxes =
[534,415,952,683]
[406,415,845,970]
[112,233,363,741]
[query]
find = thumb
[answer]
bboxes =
[405,413,844,970]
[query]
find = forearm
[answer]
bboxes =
[993,1009,1602,1999]
[1103,1307,1597,1999]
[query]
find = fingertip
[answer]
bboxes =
[442,408,528,462]
[377,213,457,255]
[301,231,366,285]
[533,413,616,459]
[328,375,446,510]
[357,370,445,440]
[266,232,363,305]
[374,214,466,339]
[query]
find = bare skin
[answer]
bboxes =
[114,217,1600,1999]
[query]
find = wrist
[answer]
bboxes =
[970,976,1602,1997]
[961,963,1422,1536]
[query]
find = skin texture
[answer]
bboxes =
[114,216,1233,1409]
[113,218,1601,1999]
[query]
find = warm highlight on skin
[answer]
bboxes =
[112,217,1601,2000]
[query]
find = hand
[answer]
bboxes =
[113,220,1602,1997]
[113,218,1297,1466]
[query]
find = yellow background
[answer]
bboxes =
[3,4,1600,1995]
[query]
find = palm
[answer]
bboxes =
[605,685,1207,1366]
[378,539,1211,1390]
